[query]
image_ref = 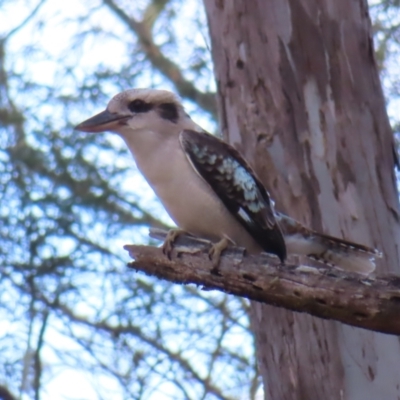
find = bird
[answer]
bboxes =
[75,88,381,275]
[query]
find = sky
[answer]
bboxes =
[1,1,228,399]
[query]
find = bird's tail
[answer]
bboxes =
[276,213,382,275]
[297,232,381,274]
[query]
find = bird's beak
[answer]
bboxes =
[75,110,130,133]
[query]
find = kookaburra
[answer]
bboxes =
[75,88,381,274]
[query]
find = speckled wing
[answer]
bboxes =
[179,129,287,262]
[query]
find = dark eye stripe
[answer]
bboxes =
[158,102,179,123]
[128,99,153,113]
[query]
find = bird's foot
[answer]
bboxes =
[208,237,230,275]
[162,228,187,259]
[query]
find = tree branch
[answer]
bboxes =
[0,386,17,400]
[102,0,217,117]
[125,229,400,336]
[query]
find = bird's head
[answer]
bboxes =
[75,88,186,137]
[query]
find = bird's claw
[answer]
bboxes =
[162,229,186,259]
[208,237,230,275]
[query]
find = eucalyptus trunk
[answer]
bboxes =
[203,0,400,398]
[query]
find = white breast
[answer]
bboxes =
[125,132,261,253]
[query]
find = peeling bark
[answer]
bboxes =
[203,0,400,399]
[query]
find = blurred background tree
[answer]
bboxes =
[0,0,399,399]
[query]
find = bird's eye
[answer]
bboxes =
[128,99,153,113]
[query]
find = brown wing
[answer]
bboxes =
[180,129,286,262]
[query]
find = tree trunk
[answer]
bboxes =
[203,0,400,399]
